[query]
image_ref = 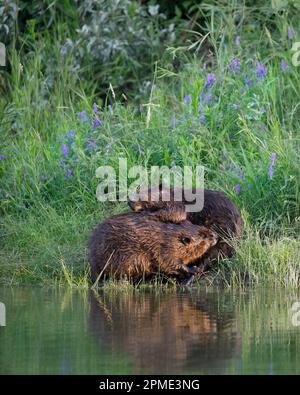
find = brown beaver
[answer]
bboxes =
[88,212,218,283]
[128,185,243,271]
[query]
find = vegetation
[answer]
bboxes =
[0,0,299,287]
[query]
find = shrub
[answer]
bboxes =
[61,0,177,97]
[0,0,19,43]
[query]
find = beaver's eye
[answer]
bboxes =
[179,236,191,245]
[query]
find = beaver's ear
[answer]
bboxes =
[197,226,211,237]
[204,217,214,228]
[128,200,143,212]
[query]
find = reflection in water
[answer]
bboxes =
[89,292,241,374]
[0,287,299,374]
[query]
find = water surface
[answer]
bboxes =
[0,287,299,374]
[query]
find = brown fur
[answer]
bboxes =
[88,212,217,282]
[128,186,243,270]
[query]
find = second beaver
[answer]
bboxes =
[128,186,243,271]
[88,212,218,283]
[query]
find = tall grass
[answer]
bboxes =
[0,1,299,287]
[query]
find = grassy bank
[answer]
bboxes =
[0,1,299,288]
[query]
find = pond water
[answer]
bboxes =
[0,286,299,374]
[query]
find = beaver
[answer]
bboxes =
[128,185,243,271]
[88,212,218,283]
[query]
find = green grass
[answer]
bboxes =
[0,2,299,288]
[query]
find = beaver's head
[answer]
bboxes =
[162,221,218,265]
[128,184,184,211]
[128,185,164,212]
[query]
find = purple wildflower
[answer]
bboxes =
[0,154,7,160]
[198,114,206,124]
[205,73,216,89]
[225,163,231,170]
[287,26,294,40]
[259,107,266,114]
[233,163,239,174]
[235,36,241,46]
[244,78,253,88]
[203,63,207,70]
[256,62,268,80]
[92,103,98,112]
[229,58,241,74]
[91,116,102,129]
[267,152,276,180]
[61,143,69,157]
[270,152,276,166]
[78,110,87,122]
[268,165,274,180]
[205,93,212,105]
[235,184,241,194]
[69,129,75,138]
[66,168,73,178]
[199,91,212,105]
[198,103,204,113]
[183,94,192,104]
[280,60,289,72]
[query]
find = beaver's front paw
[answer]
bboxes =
[188,266,201,275]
